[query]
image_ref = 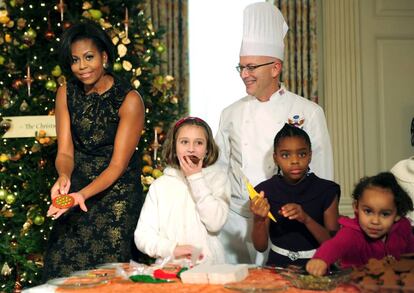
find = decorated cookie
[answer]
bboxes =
[52,194,75,209]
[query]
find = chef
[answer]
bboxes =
[216,2,334,265]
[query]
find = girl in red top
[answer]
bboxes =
[306,172,414,276]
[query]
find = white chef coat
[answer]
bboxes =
[215,87,334,264]
[134,164,231,264]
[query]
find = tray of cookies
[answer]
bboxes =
[350,254,414,292]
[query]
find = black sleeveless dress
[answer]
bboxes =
[42,76,143,281]
[255,173,340,267]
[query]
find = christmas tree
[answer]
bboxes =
[0,0,182,291]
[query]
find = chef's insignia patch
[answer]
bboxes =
[288,115,305,128]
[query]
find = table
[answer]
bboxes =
[23,268,360,293]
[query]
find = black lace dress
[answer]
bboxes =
[42,76,143,281]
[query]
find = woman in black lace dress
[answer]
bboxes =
[42,21,144,281]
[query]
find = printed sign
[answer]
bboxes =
[2,116,56,138]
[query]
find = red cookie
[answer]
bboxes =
[52,194,75,209]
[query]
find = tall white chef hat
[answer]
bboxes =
[240,2,288,60]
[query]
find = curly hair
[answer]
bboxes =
[352,172,414,217]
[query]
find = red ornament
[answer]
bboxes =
[63,21,72,30]
[158,133,166,143]
[11,79,24,90]
[44,30,55,41]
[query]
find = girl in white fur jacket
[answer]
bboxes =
[135,117,231,264]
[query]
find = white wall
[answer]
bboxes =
[188,0,263,134]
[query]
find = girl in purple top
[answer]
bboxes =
[250,124,340,267]
[306,172,414,276]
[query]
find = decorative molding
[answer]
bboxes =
[322,0,364,216]
[375,0,414,17]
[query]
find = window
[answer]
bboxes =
[188,0,263,134]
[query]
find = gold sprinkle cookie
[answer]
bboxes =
[52,194,75,209]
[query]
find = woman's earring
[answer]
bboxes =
[103,62,108,69]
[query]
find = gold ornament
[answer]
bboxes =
[88,9,102,20]
[0,153,9,163]
[51,65,62,77]
[1,262,12,276]
[132,79,140,89]
[5,193,16,205]
[0,10,10,24]
[142,165,153,175]
[121,37,131,45]
[0,188,7,200]
[0,119,12,132]
[152,168,163,179]
[17,18,26,29]
[33,215,45,225]
[82,2,93,10]
[111,36,119,45]
[21,219,33,234]
[170,96,179,104]
[142,154,152,166]
[57,75,66,86]
[19,100,29,112]
[117,44,127,58]
[122,60,132,71]
[1,209,14,218]
[45,79,57,91]
[113,62,122,72]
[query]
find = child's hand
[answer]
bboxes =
[47,192,87,219]
[306,259,328,276]
[250,191,270,220]
[279,203,309,223]
[173,245,203,259]
[179,155,203,177]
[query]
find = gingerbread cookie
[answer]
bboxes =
[380,268,399,286]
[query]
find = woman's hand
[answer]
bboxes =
[306,259,328,276]
[50,175,71,199]
[47,192,87,219]
[173,245,203,260]
[279,203,309,223]
[179,155,203,177]
[250,191,270,220]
